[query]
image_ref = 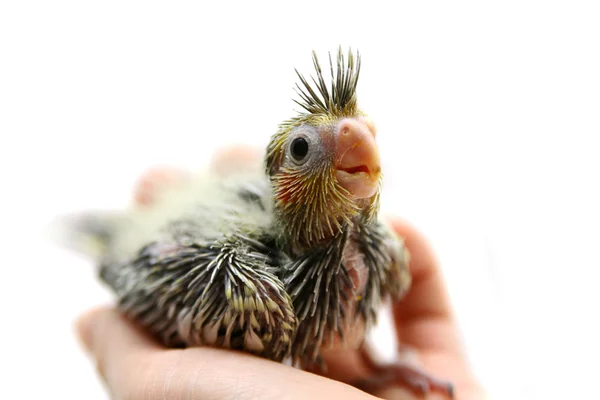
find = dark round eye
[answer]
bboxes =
[290,137,309,161]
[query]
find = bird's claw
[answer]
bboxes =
[354,363,455,399]
[393,364,454,398]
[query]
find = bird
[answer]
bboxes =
[57,48,454,398]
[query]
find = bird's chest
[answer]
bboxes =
[342,234,370,297]
[314,233,372,352]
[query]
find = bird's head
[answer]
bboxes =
[265,49,381,251]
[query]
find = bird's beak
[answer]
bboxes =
[334,117,381,199]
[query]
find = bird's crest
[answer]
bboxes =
[292,47,361,119]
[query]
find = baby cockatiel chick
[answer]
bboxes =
[60,49,453,398]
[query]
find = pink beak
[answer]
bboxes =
[334,117,381,199]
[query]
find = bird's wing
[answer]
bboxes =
[102,172,275,261]
[102,229,297,361]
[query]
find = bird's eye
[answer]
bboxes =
[290,137,309,161]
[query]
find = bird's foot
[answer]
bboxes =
[354,363,454,399]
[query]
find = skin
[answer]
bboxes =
[76,150,488,400]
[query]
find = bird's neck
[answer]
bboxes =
[269,171,381,255]
[278,209,376,257]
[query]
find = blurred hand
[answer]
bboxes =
[78,150,486,399]
[76,217,486,399]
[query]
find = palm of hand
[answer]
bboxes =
[78,219,484,400]
[77,154,485,399]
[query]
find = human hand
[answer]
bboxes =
[76,148,486,399]
[76,218,485,400]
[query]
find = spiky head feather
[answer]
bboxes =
[292,47,361,119]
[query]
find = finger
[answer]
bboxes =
[132,146,262,207]
[209,145,262,176]
[75,307,161,394]
[133,166,190,206]
[149,346,379,400]
[76,308,377,400]
[374,386,451,400]
[388,218,463,354]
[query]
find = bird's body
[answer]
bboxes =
[93,169,409,367]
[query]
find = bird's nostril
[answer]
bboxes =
[338,118,375,141]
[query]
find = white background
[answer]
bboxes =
[1,1,599,399]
